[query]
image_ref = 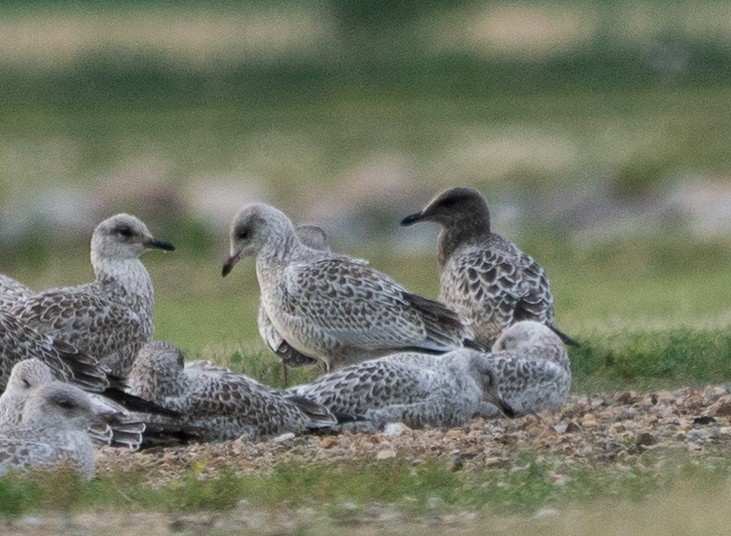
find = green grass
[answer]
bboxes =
[1,449,730,523]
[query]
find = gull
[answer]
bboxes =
[0,382,99,479]
[481,320,571,416]
[127,340,338,443]
[223,203,481,371]
[0,273,32,309]
[287,348,515,432]
[401,186,577,347]
[9,214,175,378]
[0,358,145,451]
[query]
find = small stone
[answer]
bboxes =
[376,449,397,460]
[383,423,407,437]
[485,457,509,468]
[271,432,295,443]
[708,399,731,417]
[636,432,657,449]
[581,415,598,428]
[319,436,338,449]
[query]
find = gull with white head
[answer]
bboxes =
[0,382,99,479]
[9,214,175,378]
[223,203,481,371]
[0,359,145,451]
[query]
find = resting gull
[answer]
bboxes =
[0,273,32,309]
[0,382,98,479]
[223,203,481,371]
[0,359,145,451]
[9,213,175,378]
[481,320,571,416]
[127,340,338,443]
[401,186,577,347]
[287,348,514,431]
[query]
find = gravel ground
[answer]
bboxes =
[5,384,731,535]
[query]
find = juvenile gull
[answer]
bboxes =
[401,186,577,348]
[258,224,371,379]
[0,382,98,479]
[127,340,338,443]
[0,273,32,309]
[482,320,571,416]
[223,203,481,371]
[0,359,145,451]
[287,348,514,432]
[9,214,175,378]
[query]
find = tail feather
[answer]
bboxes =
[52,340,111,392]
[101,387,181,417]
[286,395,339,429]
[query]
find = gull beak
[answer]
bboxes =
[222,251,241,277]
[143,238,176,251]
[400,211,425,226]
[495,398,516,419]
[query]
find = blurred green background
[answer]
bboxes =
[0,0,729,359]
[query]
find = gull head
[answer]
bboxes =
[6,358,57,393]
[22,382,96,431]
[128,340,186,401]
[491,321,562,352]
[466,351,516,418]
[222,203,296,277]
[401,187,489,228]
[91,213,175,263]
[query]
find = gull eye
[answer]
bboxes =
[21,378,31,389]
[237,228,250,240]
[116,225,133,238]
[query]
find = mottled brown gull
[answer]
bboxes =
[0,273,32,309]
[287,348,514,432]
[401,186,577,348]
[479,320,571,417]
[223,203,481,371]
[9,214,175,378]
[0,382,98,479]
[0,309,109,393]
[0,359,145,451]
[127,340,338,443]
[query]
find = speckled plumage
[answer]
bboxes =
[223,203,480,371]
[0,310,110,393]
[0,382,97,479]
[287,348,513,431]
[0,274,32,309]
[8,214,174,377]
[0,359,145,451]
[401,187,575,348]
[481,321,571,416]
[127,340,338,442]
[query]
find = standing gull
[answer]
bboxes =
[287,348,514,431]
[127,340,338,443]
[401,186,577,347]
[9,214,175,378]
[0,359,145,451]
[482,320,571,416]
[258,224,370,380]
[223,203,480,372]
[0,382,98,479]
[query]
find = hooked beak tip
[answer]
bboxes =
[221,254,239,277]
[144,238,176,252]
[400,212,424,226]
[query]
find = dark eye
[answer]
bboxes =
[237,228,250,240]
[116,225,133,238]
[57,399,76,410]
[439,196,461,208]
[21,378,31,389]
